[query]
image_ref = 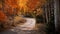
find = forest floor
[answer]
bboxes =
[0,23,46,34]
[0,16,46,34]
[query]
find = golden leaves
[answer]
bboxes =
[18,0,46,16]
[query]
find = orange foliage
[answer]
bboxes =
[0,10,8,22]
[0,1,7,23]
[18,0,46,15]
[4,0,19,15]
[3,0,46,15]
[5,0,18,8]
[27,0,46,10]
[27,0,39,10]
[0,0,46,22]
[0,0,19,23]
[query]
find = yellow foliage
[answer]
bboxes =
[18,0,46,16]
